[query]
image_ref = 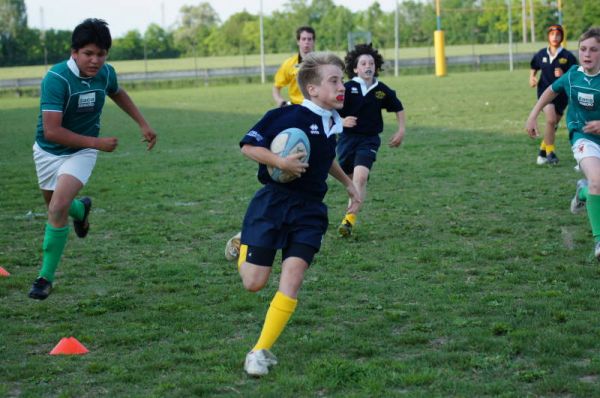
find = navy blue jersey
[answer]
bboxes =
[240,104,339,201]
[530,47,577,98]
[339,79,403,136]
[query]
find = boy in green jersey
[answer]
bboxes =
[28,19,157,300]
[526,27,600,259]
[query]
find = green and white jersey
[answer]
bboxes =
[35,57,119,155]
[552,65,600,145]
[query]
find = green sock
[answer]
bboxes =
[68,199,84,221]
[39,223,69,282]
[586,194,600,243]
[579,185,589,202]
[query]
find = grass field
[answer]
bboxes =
[1,70,600,397]
[0,41,578,80]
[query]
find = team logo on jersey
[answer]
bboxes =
[81,80,91,88]
[542,57,548,63]
[310,124,320,135]
[577,92,594,109]
[375,91,386,100]
[247,130,263,141]
[351,87,359,94]
[559,58,568,64]
[77,92,96,113]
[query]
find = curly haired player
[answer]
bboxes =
[336,43,406,237]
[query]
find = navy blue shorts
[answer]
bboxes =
[551,93,568,116]
[539,91,568,116]
[241,185,328,262]
[337,133,381,175]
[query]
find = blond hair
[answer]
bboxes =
[297,52,344,99]
[579,27,600,44]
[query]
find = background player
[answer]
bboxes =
[272,26,316,107]
[526,27,600,260]
[529,24,577,165]
[336,44,405,237]
[28,18,157,300]
[236,52,360,376]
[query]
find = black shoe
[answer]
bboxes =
[28,277,52,300]
[338,221,353,237]
[547,152,559,165]
[73,197,92,238]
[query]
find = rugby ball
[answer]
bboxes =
[267,128,311,183]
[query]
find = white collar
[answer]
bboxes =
[67,56,93,79]
[352,76,379,96]
[576,66,600,77]
[301,99,343,137]
[546,46,563,63]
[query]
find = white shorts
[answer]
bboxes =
[33,142,98,190]
[572,138,600,165]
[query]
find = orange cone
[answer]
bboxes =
[0,267,9,277]
[49,337,89,355]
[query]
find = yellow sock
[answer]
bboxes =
[344,213,357,226]
[253,291,297,351]
[237,244,248,270]
[545,144,555,154]
[539,141,546,151]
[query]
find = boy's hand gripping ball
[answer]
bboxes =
[267,128,311,183]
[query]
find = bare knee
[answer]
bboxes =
[242,278,267,292]
[239,265,270,292]
[588,179,600,195]
[47,198,70,225]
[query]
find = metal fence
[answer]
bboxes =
[0,53,532,90]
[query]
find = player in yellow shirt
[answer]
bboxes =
[272,26,315,107]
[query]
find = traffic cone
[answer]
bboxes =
[49,337,89,355]
[0,267,9,277]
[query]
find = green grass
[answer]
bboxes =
[1,70,600,397]
[0,41,579,80]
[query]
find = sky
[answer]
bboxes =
[24,0,400,38]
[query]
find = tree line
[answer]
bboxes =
[1,0,599,67]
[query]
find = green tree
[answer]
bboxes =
[144,23,178,59]
[111,30,144,60]
[206,11,258,56]
[563,0,600,40]
[173,2,220,56]
[0,0,28,65]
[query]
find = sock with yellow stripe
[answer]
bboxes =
[253,291,298,351]
[39,223,69,282]
[545,144,556,154]
[586,194,600,243]
[343,213,357,226]
[237,244,248,271]
[68,199,84,221]
[539,141,546,151]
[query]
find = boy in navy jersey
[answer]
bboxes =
[28,19,157,300]
[526,27,600,260]
[236,52,360,376]
[529,25,577,165]
[336,44,405,237]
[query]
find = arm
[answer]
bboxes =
[529,69,538,87]
[109,89,157,150]
[343,116,357,128]
[583,121,600,135]
[42,112,118,152]
[389,110,406,148]
[241,144,308,178]
[525,86,559,138]
[329,160,361,214]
